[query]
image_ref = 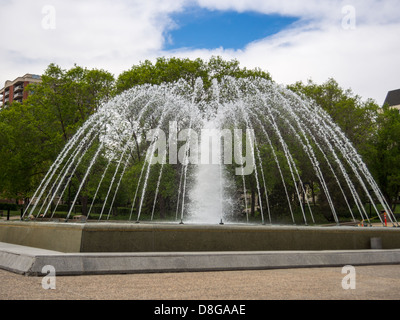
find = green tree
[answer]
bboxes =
[0,64,115,203]
[26,64,115,142]
[0,102,51,201]
[287,78,384,222]
[116,56,272,94]
[288,78,379,150]
[366,105,400,212]
[116,57,208,93]
[206,55,272,83]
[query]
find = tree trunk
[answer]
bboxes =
[311,182,316,206]
[159,196,166,219]
[392,188,399,215]
[81,195,88,216]
[251,189,255,217]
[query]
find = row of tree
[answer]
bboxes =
[0,57,398,220]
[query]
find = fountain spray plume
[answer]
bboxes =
[23,76,397,227]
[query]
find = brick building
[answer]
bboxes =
[0,73,42,108]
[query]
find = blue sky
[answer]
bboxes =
[165,8,298,50]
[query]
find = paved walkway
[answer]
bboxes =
[1,265,399,300]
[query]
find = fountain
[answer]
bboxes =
[1,76,400,253]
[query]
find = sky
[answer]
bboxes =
[164,8,299,50]
[0,0,399,105]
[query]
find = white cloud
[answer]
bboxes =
[0,0,184,82]
[179,0,400,104]
[236,22,400,104]
[0,0,399,104]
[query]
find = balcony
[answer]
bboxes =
[14,92,24,100]
[4,90,10,98]
[14,85,24,93]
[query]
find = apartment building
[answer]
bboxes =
[0,73,42,108]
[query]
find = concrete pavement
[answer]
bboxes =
[1,241,400,302]
[2,242,400,276]
[1,265,400,300]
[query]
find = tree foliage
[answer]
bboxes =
[365,105,400,211]
[287,78,400,219]
[0,64,115,201]
[116,56,271,94]
[288,78,379,150]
